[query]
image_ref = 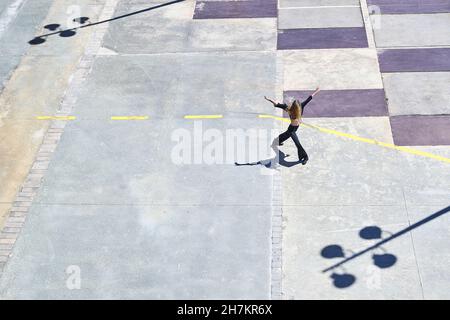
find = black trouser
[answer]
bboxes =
[276,125,308,159]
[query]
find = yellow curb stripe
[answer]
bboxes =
[259,114,450,164]
[110,116,149,120]
[36,116,76,120]
[184,115,223,119]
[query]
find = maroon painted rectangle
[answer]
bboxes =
[194,0,277,19]
[367,0,450,14]
[378,48,450,73]
[283,89,388,118]
[277,28,368,50]
[390,115,450,146]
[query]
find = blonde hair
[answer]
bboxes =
[288,100,302,120]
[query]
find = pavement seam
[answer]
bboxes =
[0,0,120,276]
[401,188,426,299]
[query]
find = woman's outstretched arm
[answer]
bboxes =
[312,87,320,97]
[301,87,320,107]
[265,96,288,110]
[264,96,277,105]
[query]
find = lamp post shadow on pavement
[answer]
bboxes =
[28,0,187,45]
[320,205,450,289]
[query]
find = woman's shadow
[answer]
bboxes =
[235,145,301,169]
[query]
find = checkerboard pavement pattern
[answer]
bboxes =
[194,0,450,146]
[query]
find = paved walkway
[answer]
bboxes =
[0,0,449,299]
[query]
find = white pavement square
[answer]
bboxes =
[278,7,363,29]
[282,49,383,90]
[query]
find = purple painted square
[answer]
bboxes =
[284,89,388,118]
[390,115,450,146]
[194,0,277,19]
[378,48,450,72]
[367,0,450,14]
[277,28,368,50]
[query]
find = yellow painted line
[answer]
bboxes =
[258,114,290,123]
[110,116,149,120]
[36,116,76,120]
[259,114,450,164]
[184,114,223,119]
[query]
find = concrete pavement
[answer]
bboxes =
[0,0,449,299]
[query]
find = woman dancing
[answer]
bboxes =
[264,87,320,165]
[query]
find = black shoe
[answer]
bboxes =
[300,156,309,165]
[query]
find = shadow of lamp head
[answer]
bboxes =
[372,253,397,269]
[59,30,77,38]
[29,37,46,45]
[359,226,383,240]
[44,24,60,31]
[321,245,346,259]
[330,273,356,289]
[73,17,90,24]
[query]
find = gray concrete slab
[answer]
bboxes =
[281,117,406,206]
[187,18,277,52]
[0,5,279,295]
[0,0,108,232]
[103,0,276,54]
[278,7,363,29]
[281,118,450,204]
[400,147,450,206]
[25,1,105,57]
[280,113,450,298]
[383,72,450,116]
[282,206,423,299]
[0,55,20,91]
[0,0,14,16]
[0,0,53,90]
[407,205,450,300]
[280,121,450,299]
[0,0,53,56]
[1,0,449,300]
[373,13,450,47]
[72,53,277,119]
[0,204,271,299]
[0,0,27,39]
[282,49,383,90]
[35,119,275,206]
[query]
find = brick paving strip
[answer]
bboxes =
[270,52,285,300]
[0,0,120,273]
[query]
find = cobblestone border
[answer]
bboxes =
[270,42,285,299]
[0,0,119,274]
[271,174,283,300]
